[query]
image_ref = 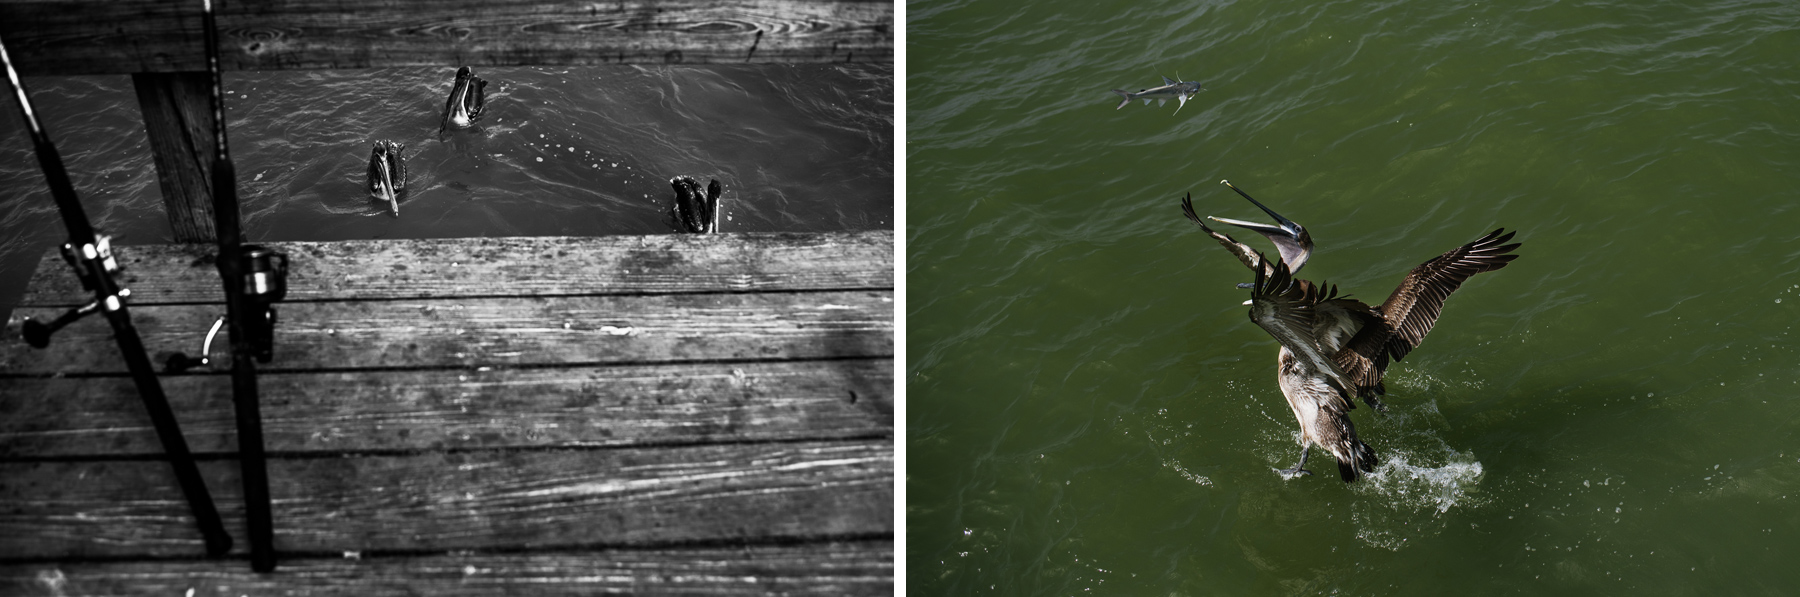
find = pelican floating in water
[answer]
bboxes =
[1185,191,1521,482]
[1182,180,1313,287]
[365,140,407,217]
[439,66,487,134]
[670,176,722,233]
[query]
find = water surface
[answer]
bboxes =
[908,0,1800,593]
[0,64,892,319]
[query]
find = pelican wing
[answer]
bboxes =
[1338,229,1522,391]
[1311,284,1384,409]
[1248,256,1357,405]
[1181,193,1269,277]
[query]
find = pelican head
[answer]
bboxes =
[1212,179,1313,272]
[442,66,488,131]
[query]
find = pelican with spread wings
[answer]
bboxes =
[1183,188,1521,482]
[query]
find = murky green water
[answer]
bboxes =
[907,0,1800,593]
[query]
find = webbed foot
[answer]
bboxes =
[1275,467,1313,480]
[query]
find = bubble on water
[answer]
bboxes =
[535,157,543,162]
[1162,459,1213,487]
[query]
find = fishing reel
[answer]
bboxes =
[238,244,287,362]
[20,236,127,349]
[165,244,288,372]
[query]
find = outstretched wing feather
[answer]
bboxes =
[1378,229,1519,361]
[1181,193,1268,276]
[1333,229,1520,395]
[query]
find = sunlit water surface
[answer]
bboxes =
[909,0,1800,593]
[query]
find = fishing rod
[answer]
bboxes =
[200,0,282,573]
[0,35,232,557]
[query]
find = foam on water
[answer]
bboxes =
[1346,400,1487,551]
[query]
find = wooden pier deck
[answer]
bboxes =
[0,231,893,595]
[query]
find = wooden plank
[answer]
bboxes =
[0,440,892,558]
[0,542,893,595]
[131,71,219,244]
[1,290,892,375]
[20,232,895,307]
[0,0,893,75]
[0,360,893,458]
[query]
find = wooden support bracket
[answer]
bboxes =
[130,71,218,244]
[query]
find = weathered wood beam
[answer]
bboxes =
[0,290,894,374]
[21,232,895,307]
[0,0,893,75]
[0,542,894,595]
[0,360,893,457]
[0,441,893,558]
[130,72,219,244]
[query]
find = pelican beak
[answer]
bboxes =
[1207,215,1291,237]
[1220,180,1301,230]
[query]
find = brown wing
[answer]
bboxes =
[1318,294,1386,406]
[1337,228,1522,397]
[1182,193,1269,277]
[1247,254,1319,338]
[1249,256,1357,405]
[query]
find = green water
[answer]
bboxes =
[906,0,1800,593]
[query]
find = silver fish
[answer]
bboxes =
[1111,76,1205,114]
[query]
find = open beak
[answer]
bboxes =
[1213,180,1300,236]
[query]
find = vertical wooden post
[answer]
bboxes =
[131,72,217,243]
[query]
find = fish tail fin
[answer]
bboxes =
[1112,89,1132,109]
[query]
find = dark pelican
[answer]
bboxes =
[365,140,407,217]
[670,176,722,233]
[439,66,488,134]
[1190,195,1522,482]
[1181,180,1312,286]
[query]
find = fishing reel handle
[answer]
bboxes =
[165,316,225,373]
[20,295,113,349]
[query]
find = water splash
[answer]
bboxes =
[1346,400,1487,550]
[1359,449,1485,514]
